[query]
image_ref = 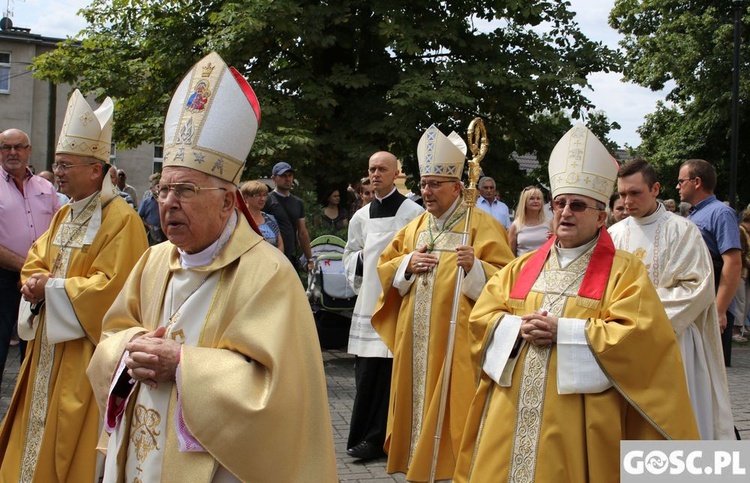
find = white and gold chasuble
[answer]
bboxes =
[20,194,100,479]
[505,243,593,481]
[0,184,148,483]
[454,232,700,483]
[91,211,338,482]
[104,216,239,483]
[122,272,228,482]
[372,202,513,481]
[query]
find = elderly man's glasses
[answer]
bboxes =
[0,144,30,152]
[676,177,696,186]
[157,183,227,202]
[52,161,98,172]
[420,180,454,190]
[552,199,602,213]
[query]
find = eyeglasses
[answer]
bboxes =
[522,185,541,192]
[157,183,227,202]
[676,177,696,186]
[52,161,98,172]
[0,144,30,152]
[420,179,455,190]
[552,199,603,213]
[252,193,268,198]
[362,190,373,196]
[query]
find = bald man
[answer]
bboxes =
[344,151,423,460]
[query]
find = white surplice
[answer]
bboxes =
[609,203,734,439]
[344,199,423,358]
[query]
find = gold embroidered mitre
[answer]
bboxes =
[56,89,114,162]
[548,123,618,205]
[163,51,262,183]
[417,124,467,179]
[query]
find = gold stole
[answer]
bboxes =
[507,247,593,483]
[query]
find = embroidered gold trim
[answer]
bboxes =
[507,247,592,482]
[408,228,463,463]
[19,200,96,482]
[131,404,162,463]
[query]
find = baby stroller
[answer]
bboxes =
[306,235,357,349]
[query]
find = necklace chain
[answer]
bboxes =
[426,205,466,252]
[50,196,99,275]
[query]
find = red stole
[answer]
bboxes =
[509,226,615,303]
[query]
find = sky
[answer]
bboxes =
[7,0,667,149]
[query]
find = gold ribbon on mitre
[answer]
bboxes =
[417,124,467,179]
[548,123,618,205]
[163,51,262,184]
[56,89,114,163]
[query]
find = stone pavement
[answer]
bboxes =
[324,344,750,481]
[1,343,748,482]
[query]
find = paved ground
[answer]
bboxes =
[2,343,749,482]
[326,343,750,482]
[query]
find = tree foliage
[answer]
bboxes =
[610,0,750,205]
[34,0,618,196]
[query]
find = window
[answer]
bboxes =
[153,145,163,173]
[109,143,116,165]
[0,53,10,93]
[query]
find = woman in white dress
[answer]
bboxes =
[508,185,551,256]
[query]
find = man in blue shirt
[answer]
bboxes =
[678,159,742,366]
[476,176,511,230]
[138,172,165,245]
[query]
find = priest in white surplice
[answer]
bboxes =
[609,158,734,439]
[343,151,423,461]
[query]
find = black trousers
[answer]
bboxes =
[0,268,27,390]
[721,311,734,367]
[347,356,393,450]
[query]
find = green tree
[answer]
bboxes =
[586,110,621,155]
[610,0,750,206]
[34,0,618,190]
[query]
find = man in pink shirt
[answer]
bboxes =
[0,128,60,389]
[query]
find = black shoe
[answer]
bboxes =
[346,441,386,461]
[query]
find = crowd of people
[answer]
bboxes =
[0,51,745,482]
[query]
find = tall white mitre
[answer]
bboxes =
[548,123,618,205]
[417,124,467,179]
[163,51,262,183]
[56,89,114,162]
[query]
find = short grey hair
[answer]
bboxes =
[478,176,495,189]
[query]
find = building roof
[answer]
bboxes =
[513,152,540,174]
[0,17,65,47]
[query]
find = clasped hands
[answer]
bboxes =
[20,273,50,305]
[519,310,558,346]
[407,244,475,274]
[125,326,181,389]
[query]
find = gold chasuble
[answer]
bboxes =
[372,205,513,481]
[0,192,148,482]
[454,230,699,483]
[87,213,338,482]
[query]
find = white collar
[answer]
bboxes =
[178,211,238,268]
[375,186,397,201]
[631,202,666,226]
[554,236,598,269]
[432,196,462,229]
